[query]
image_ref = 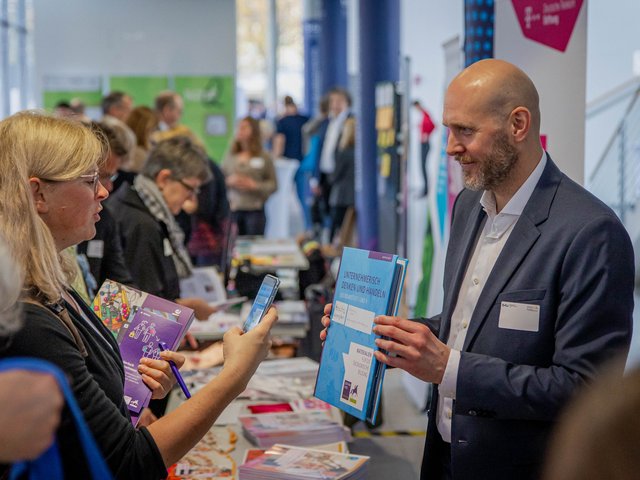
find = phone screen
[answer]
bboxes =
[242,275,280,332]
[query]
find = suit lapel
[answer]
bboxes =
[440,201,486,342]
[462,157,563,350]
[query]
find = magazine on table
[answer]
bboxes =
[238,444,369,480]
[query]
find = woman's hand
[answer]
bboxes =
[139,349,186,400]
[182,197,198,214]
[176,297,219,320]
[227,174,257,191]
[221,306,278,391]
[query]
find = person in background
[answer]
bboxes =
[542,360,640,480]
[413,100,436,197]
[187,158,231,269]
[77,120,135,287]
[311,87,352,243]
[126,105,159,174]
[53,100,73,119]
[108,135,218,319]
[321,59,634,480]
[102,91,133,123]
[101,95,138,192]
[223,116,277,236]
[0,237,64,464]
[328,115,355,242]
[272,95,309,163]
[153,91,200,145]
[297,95,331,232]
[0,112,278,479]
[69,98,92,124]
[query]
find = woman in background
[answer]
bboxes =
[328,116,355,242]
[126,106,159,173]
[222,116,277,236]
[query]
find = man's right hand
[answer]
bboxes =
[0,370,64,462]
[319,303,332,344]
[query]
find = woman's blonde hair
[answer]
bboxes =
[0,236,23,334]
[0,112,105,304]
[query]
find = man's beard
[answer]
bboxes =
[457,134,519,191]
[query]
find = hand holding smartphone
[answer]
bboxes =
[242,274,280,332]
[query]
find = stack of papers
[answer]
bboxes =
[167,426,237,479]
[238,444,368,480]
[239,411,352,448]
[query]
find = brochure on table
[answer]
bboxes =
[314,247,407,423]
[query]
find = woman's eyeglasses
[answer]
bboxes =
[79,171,101,195]
[40,170,101,196]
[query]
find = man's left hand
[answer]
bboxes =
[373,315,451,384]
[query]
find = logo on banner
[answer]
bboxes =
[511,0,584,52]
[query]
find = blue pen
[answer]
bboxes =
[158,342,191,399]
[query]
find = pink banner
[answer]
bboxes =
[511,0,584,52]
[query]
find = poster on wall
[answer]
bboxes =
[107,75,235,162]
[174,76,235,163]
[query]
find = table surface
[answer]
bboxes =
[167,360,428,480]
[233,237,310,271]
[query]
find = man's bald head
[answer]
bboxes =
[450,59,541,135]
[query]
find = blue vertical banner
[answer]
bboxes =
[321,0,348,92]
[464,0,495,67]
[353,0,400,251]
[303,18,322,115]
[303,0,322,115]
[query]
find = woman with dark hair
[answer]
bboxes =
[126,105,159,173]
[222,116,277,236]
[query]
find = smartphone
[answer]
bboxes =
[242,274,280,332]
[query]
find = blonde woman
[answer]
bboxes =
[0,112,276,479]
[223,116,277,235]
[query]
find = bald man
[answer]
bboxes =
[321,59,634,479]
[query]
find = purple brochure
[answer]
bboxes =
[119,309,183,425]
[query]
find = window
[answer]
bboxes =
[0,0,35,119]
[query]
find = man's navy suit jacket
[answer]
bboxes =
[420,157,634,480]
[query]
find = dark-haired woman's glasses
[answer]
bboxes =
[176,178,201,197]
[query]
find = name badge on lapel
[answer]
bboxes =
[498,302,539,332]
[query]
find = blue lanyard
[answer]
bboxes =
[0,358,112,480]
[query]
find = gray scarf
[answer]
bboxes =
[133,175,193,279]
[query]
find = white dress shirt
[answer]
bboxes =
[436,152,547,442]
[319,109,349,174]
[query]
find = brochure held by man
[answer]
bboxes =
[314,247,407,423]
